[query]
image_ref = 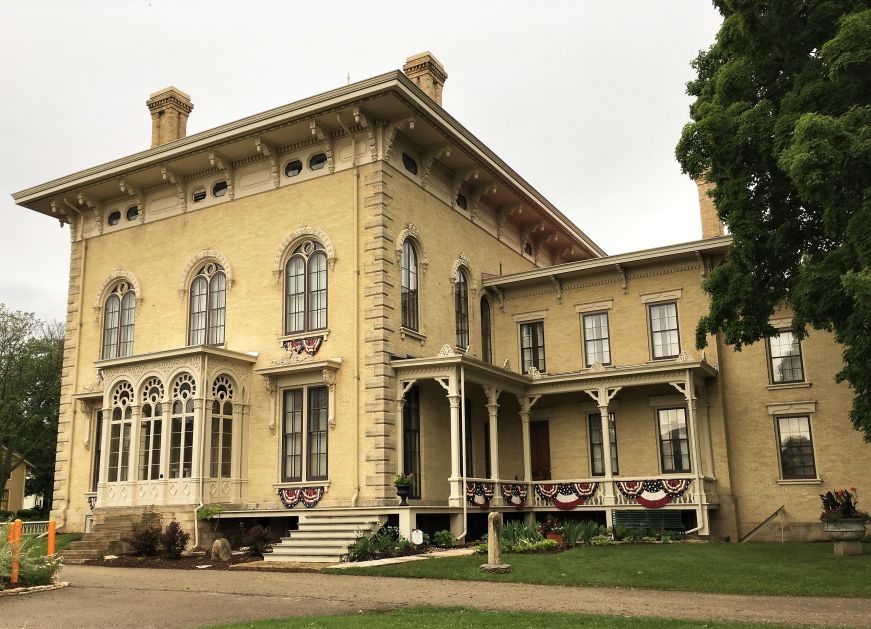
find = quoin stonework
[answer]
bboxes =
[11,52,869,559]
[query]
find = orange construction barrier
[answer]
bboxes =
[47,520,56,555]
[10,519,22,584]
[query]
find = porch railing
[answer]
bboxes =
[20,520,50,536]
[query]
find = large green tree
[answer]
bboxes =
[0,305,64,508]
[676,1,871,439]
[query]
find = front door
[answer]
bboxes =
[530,421,551,480]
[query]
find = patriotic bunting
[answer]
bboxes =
[534,482,599,510]
[615,478,690,509]
[87,496,97,510]
[501,483,528,509]
[465,481,495,509]
[282,335,324,356]
[278,486,325,509]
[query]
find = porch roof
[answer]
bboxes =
[391,349,718,397]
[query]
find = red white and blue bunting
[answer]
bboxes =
[465,482,495,509]
[501,483,528,509]
[534,482,599,510]
[87,496,97,510]
[278,486,325,509]
[615,479,690,509]
[282,336,324,356]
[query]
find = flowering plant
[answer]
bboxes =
[538,514,563,534]
[394,473,414,488]
[819,488,870,522]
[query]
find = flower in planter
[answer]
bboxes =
[819,488,871,522]
[394,473,414,488]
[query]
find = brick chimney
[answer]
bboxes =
[402,52,447,106]
[696,177,724,239]
[146,87,194,148]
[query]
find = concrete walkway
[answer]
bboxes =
[1,565,869,628]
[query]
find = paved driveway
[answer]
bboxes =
[2,565,870,628]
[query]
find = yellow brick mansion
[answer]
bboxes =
[11,53,869,557]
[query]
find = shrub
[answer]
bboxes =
[512,538,559,553]
[0,510,14,522]
[432,530,456,548]
[502,520,543,547]
[241,524,272,557]
[346,525,415,562]
[590,534,611,546]
[14,509,43,521]
[0,523,62,587]
[132,506,162,557]
[562,520,602,546]
[160,520,190,560]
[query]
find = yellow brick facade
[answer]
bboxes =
[12,57,869,542]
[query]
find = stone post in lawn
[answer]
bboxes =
[479,511,511,573]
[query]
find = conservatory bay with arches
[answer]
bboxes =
[75,346,256,510]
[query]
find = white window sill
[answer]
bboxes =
[273,481,331,489]
[767,381,811,391]
[776,478,822,486]
[278,329,330,343]
[400,327,427,345]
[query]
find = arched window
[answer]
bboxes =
[189,263,226,346]
[107,381,134,483]
[102,282,136,359]
[169,373,196,479]
[210,375,235,479]
[480,297,492,363]
[284,241,327,334]
[455,268,469,349]
[138,377,164,481]
[400,239,419,330]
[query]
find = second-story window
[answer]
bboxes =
[480,297,492,363]
[285,240,327,334]
[520,321,546,373]
[455,268,469,349]
[582,312,611,367]
[189,263,226,346]
[400,239,419,331]
[102,282,136,359]
[768,329,804,383]
[649,301,680,359]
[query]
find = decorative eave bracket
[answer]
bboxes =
[309,122,335,173]
[208,151,235,199]
[161,167,187,213]
[119,180,144,223]
[451,168,479,207]
[254,138,280,189]
[384,115,415,162]
[420,145,451,188]
[352,107,377,163]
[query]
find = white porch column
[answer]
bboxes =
[192,398,206,489]
[448,393,462,505]
[673,372,708,535]
[483,386,501,505]
[517,395,540,484]
[97,406,112,504]
[127,405,141,493]
[584,387,621,528]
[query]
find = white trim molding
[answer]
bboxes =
[639,289,682,304]
[178,249,235,295]
[574,299,613,314]
[766,400,816,415]
[272,224,337,282]
[93,268,143,318]
[511,309,547,323]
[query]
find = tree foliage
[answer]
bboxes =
[0,305,64,503]
[676,1,871,439]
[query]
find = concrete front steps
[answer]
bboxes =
[60,510,140,562]
[265,513,387,563]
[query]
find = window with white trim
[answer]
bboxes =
[107,381,134,483]
[649,301,680,359]
[209,375,235,479]
[657,407,690,473]
[285,240,327,334]
[400,239,419,331]
[455,268,469,349]
[480,297,493,363]
[102,282,135,359]
[776,415,816,479]
[520,321,546,373]
[138,377,164,481]
[282,385,329,482]
[768,330,804,383]
[582,312,611,367]
[188,263,226,346]
[588,412,618,476]
[169,373,196,479]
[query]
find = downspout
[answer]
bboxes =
[458,364,468,541]
[338,113,361,507]
[194,352,208,549]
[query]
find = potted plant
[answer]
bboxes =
[820,488,869,556]
[394,473,414,506]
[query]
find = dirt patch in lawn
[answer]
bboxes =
[82,554,263,570]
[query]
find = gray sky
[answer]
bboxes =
[0,0,722,322]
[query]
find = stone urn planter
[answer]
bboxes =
[823,519,867,556]
[395,484,412,506]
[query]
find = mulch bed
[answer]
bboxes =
[82,554,263,570]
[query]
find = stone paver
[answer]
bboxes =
[1,565,869,628]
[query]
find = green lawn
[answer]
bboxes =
[28,532,81,555]
[204,607,832,628]
[329,542,871,598]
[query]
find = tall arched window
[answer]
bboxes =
[455,268,469,349]
[401,239,419,330]
[480,297,492,363]
[210,375,235,479]
[138,377,164,481]
[284,241,327,334]
[107,381,134,483]
[169,373,196,479]
[102,282,136,359]
[189,263,226,346]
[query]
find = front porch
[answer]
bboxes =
[392,349,721,535]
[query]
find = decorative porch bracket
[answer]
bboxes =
[582,386,622,516]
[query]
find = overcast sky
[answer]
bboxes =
[0,0,722,322]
